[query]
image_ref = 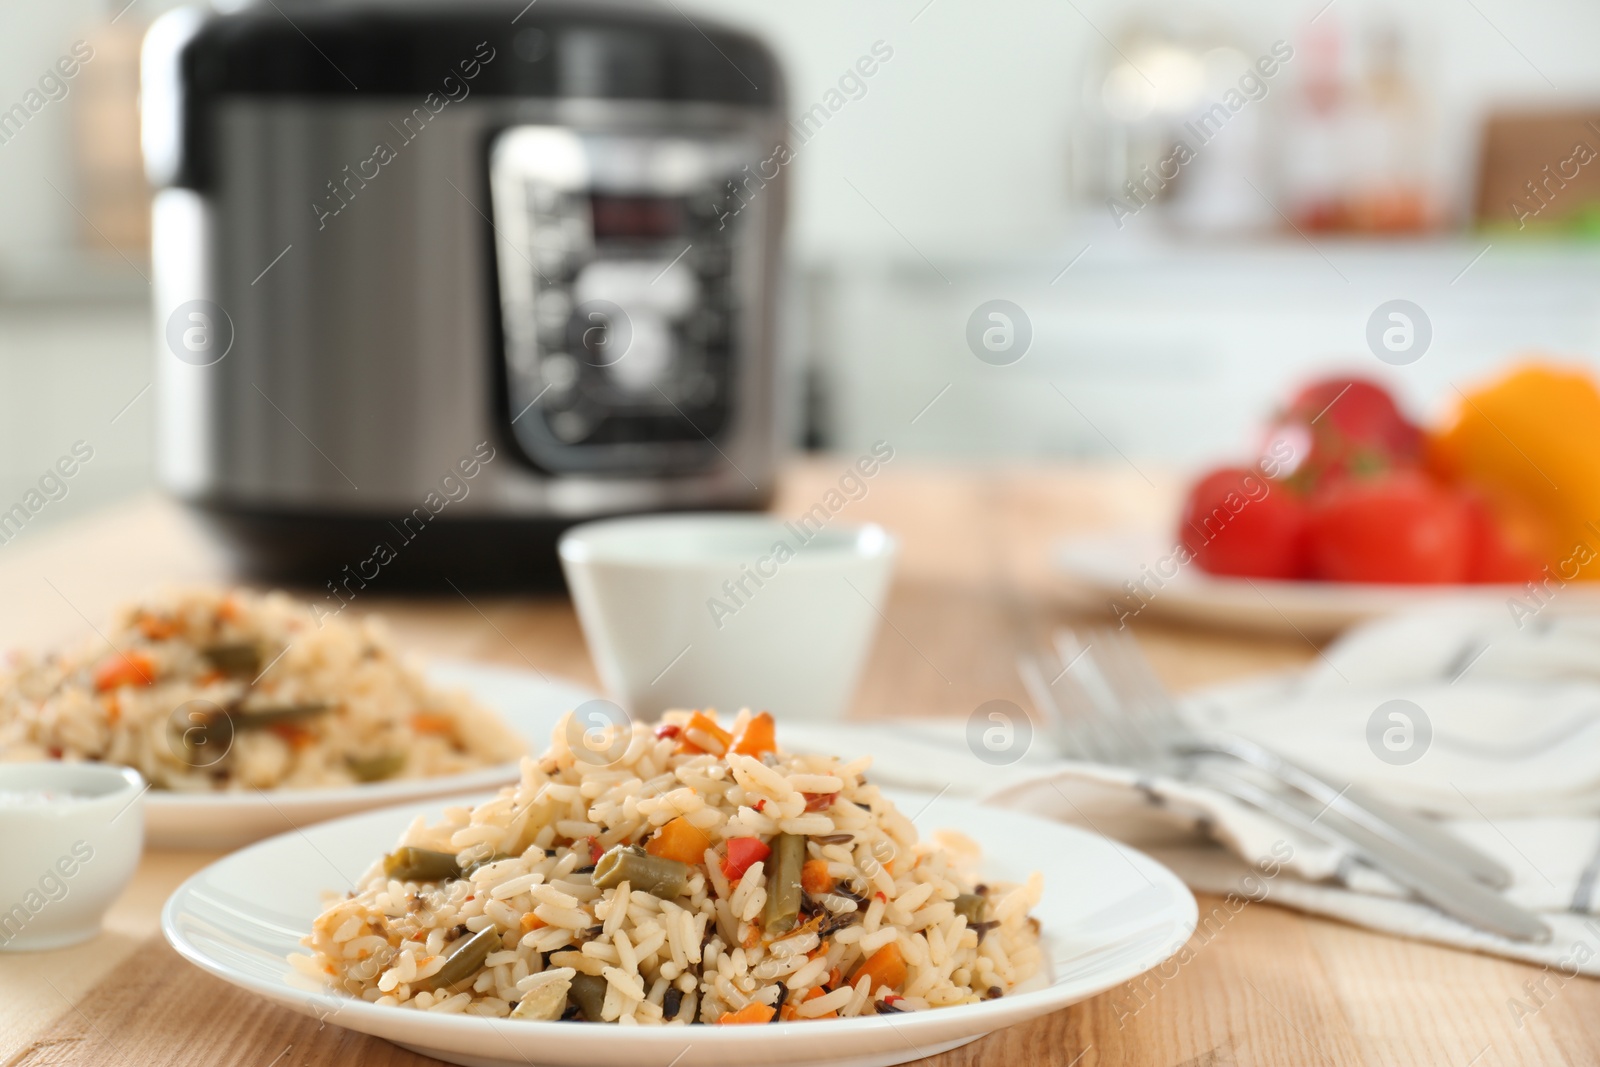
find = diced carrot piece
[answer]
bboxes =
[94,651,156,691]
[800,859,834,895]
[520,913,547,933]
[730,711,777,757]
[137,614,181,641]
[646,816,713,866]
[218,595,242,622]
[271,722,316,750]
[676,711,732,756]
[717,1002,775,1025]
[410,712,456,736]
[852,943,907,993]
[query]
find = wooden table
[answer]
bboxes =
[1,462,1596,1067]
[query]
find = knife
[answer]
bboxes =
[1182,734,1514,890]
[1194,761,1550,943]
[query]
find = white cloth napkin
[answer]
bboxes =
[784,604,1600,976]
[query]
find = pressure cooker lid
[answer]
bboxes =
[144,0,782,188]
[177,0,776,103]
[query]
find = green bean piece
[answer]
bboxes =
[202,642,262,675]
[953,893,990,925]
[382,846,463,883]
[762,832,806,936]
[183,700,333,757]
[234,702,333,728]
[591,845,690,899]
[568,972,609,1021]
[347,752,407,782]
[411,926,499,993]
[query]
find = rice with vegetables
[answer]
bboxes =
[292,709,1043,1024]
[0,588,521,791]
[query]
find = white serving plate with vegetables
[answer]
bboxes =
[147,662,595,850]
[162,788,1196,1067]
[1054,528,1557,638]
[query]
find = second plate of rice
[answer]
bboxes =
[142,658,598,849]
[0,587,599,848]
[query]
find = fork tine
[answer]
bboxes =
[1089,627,1189,739]
[1056,628,1165,767]
[1111,629,1183,717]
[1056,655,1143,764]
[1017,653,1106,762]
[1024,634,1138,765]
[1094,630,1175,760]
[1017,653,1071,753]
[1093,633,1176,768]
[1052,631,1120,718]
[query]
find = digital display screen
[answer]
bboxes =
[589,195,683,239]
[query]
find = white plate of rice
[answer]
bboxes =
[144,660,597,849]
[163,711,1197,1067]
[0,588,597,849]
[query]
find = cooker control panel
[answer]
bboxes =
[489,125,762,475]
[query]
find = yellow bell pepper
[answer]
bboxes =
[1429,362,1600,579]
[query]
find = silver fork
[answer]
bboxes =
[1073,627,1513,890]
[1018,630,1549,943]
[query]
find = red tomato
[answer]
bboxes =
[721,837,770,882]
[1307,472,1469,583]
[1178,467,1309,579]
[1269,377,1423,489]
[1461,493,1545,584]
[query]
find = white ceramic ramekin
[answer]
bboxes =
[560,514,897,720]
[0,762,145,951]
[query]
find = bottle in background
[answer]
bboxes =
[1342,22,1434,234]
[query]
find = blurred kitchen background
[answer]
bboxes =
[6,0,1600,535]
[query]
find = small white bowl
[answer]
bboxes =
[0,763,145,951]
[560,514,897,720]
